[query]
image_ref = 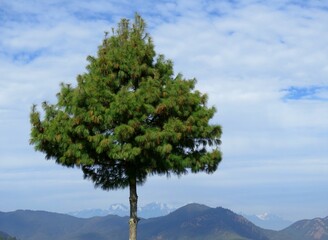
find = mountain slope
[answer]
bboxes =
[0,210,85,240]
[270,216,328,240]
[0,210,128,240]
[138,203,270,240]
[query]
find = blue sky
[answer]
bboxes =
[1,0,328,221]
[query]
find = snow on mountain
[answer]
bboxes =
[256,212,269,220]
[243,212,293,230]
[139,202,176,218]
[109,203,128,211]
[107,203,129,216]
[68,202,176,219]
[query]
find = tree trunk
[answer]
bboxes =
[129,177,138,240]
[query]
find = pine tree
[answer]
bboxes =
[30,14,222,240]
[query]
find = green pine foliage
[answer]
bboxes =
[30,14,222,190]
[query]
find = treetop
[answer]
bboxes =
[30,13,222,190]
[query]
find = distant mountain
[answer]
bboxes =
[68,204,127,218]
[139,202,176,218]
[243,212,293,230]
[68,202,176,218]
[269,216,328,240]
[1,204,328,240]
[108,203,130,216]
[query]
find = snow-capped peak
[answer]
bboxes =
[68,202,177,219]
[256,212,269,220]
[243,212,293,230]
[109,204,128,211]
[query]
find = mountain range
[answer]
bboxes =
[68,202,291,230]
[68,202,175,219]
[0,203,327,240]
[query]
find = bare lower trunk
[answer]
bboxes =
[129,177,138,240]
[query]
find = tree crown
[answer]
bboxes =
[30,14,222,190]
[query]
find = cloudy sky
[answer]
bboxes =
[1,0,327,221]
